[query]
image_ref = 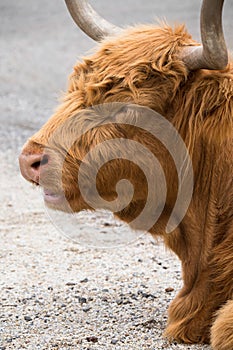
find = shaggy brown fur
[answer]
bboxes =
[20,24,233,349]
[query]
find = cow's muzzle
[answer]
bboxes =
[19,151,66,206]
[19,152,49,185]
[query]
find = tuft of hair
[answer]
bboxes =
[211,300,233,350]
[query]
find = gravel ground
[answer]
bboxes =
[0,152,212,350]
[1,1,233,349]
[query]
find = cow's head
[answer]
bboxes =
[19,0,229,221]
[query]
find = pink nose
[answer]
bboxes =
[19,153,49,184]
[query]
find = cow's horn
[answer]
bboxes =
[180,0,228,70]
[65,0,121,41]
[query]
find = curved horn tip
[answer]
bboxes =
[65,0,121,41]
[180,0,228,70]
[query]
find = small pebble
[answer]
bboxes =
[111,339,118,345]
[103,222,111,226]
[66,282,76,286]
[80,278,88,283]
[165,287,174,293]
[82,306,91,312]
[24,316,32,322]
[86,336,98,343]
[77,297,87,304]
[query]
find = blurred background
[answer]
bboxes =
[1,0,233,154]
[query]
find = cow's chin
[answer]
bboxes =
[42,188,70,212]
[43,188,66,206]
[42,187,89,213]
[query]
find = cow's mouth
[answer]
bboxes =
[43,188,66,205]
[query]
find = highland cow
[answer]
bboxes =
[19,1,233,349]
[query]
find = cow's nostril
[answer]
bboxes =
[31,161,41,170]
[31,154,49,169]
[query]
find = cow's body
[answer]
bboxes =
[19,8,233,350]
